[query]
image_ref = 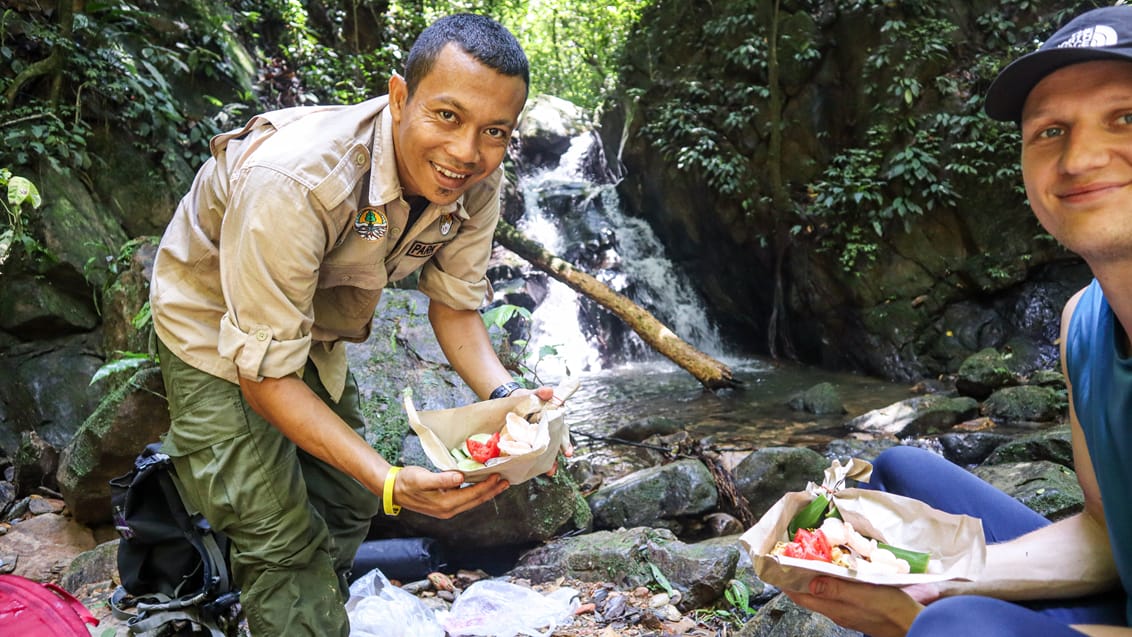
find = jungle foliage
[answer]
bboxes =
[0,0,1108,311]
[622,0,1100,272]
[0,0,645,184]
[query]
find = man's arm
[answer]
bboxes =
[428,299,570,473]
[428,298,517,399]
[238,374,509,518]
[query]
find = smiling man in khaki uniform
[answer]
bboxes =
[148,14,543,635]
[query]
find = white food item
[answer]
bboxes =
[819,518,848,546]
[815,517,912,575]
[503,412,538,446]
[850,547,911,575]
[497,439,534,456]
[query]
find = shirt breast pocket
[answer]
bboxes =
[316,264,387,321]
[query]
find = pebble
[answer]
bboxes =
[575,602,596,615]
[427,571,454,592]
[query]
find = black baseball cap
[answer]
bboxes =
[985,6,1132,122]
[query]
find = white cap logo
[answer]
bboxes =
[1058,24,1118,48]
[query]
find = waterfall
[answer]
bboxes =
[513,132,725,378]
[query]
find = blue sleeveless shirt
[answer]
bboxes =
[1066,279,1132,624]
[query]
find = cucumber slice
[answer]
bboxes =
[457,458,486,472]
[788,494,835,536]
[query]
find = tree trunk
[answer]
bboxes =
[494,220,737,390]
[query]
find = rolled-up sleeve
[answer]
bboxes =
[217,168,331,380]
[417,171,502,310]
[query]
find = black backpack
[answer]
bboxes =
[108,443,240,636]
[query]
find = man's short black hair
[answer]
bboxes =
[404,14,530,99]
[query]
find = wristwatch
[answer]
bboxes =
[489,381,523,400]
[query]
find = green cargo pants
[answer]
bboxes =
[156,339,382,636]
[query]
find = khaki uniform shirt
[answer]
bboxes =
[150,96,501,402]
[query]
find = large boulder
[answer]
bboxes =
[0,333,105,455]
[733,447,827,521]
[587,459,719,532]
[972,460,1083,521]
[57,365,170,525]
[509,526,739,610]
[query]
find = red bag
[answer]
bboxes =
[0,574,98,636]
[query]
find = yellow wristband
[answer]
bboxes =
[383,466,402,516]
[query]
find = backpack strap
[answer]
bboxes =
[111,585,228,637]
[152,455,232,596]
[190,515,230,594]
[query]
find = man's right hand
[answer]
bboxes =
[391,466,509,519]
[784,575,924,637]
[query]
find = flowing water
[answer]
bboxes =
[542,357,916,476]
[511,132,917,473]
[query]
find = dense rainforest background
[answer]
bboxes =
[0,0,1114,410]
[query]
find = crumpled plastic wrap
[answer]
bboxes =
[346,568,444,637]
[441,579,580,637]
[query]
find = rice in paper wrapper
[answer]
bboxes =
[740,458,986,591]
[404,378,579,485]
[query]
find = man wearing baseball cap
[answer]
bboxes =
[785,6,1132,636]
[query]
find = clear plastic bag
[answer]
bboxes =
[346,568,445,637]
[441,579,580,637]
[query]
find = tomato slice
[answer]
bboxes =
[781,528,833,562]
[465,432,501,464]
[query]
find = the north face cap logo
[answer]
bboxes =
[1058,24,1119,49]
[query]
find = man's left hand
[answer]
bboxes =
[512,385,573,476]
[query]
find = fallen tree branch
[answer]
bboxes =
[494,219,737,390]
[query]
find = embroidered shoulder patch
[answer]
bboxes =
[406,241,443,258]
[354,207,388,241]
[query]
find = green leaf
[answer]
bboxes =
[647,562,676,596]
[7,176,40,208]
[89,354,151,385]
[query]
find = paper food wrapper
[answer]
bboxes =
[404,378,580,485]
[740,458,986,591]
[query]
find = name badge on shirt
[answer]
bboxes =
[406,241,443,258]
[354,207,388,241]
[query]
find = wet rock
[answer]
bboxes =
[611,417,684,443]
[972,460,1083,521]
[823,437,898,465]
[786,382,846,416]
[0,333,104,454]
[737,592,863,636]
[515,94,591,172]
[509,526,738,609]
[733,447,827,520]
[937,432,1011,466]
[983,426,1072,469]
[955,348,1021,400]
[847,394,977,438]
[980,385,1065,424]
[587,459,718,532]
[57,365,170,525]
